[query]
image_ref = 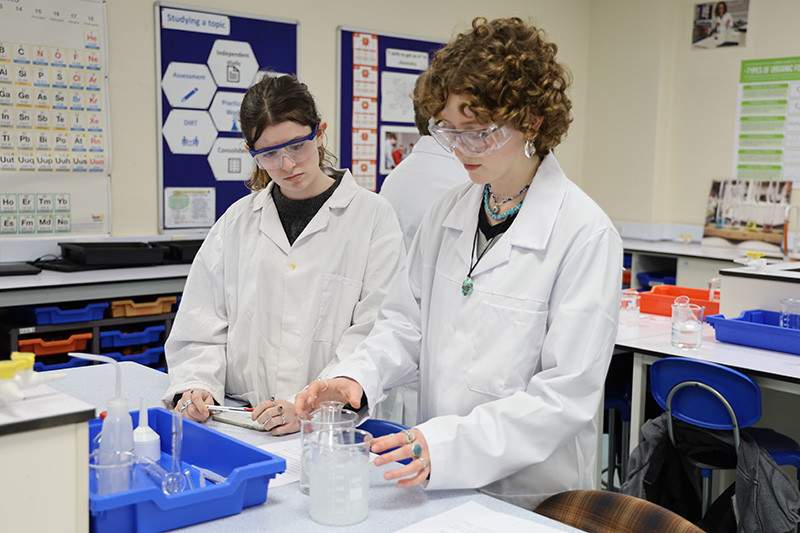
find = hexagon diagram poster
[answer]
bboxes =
[156,3,297,230]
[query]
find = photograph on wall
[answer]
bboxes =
[703,179,791,249]
[692,0,749,49]
[379,125,420,175]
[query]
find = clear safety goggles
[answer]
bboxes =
[428,117,513,157]
[248,124,319,170]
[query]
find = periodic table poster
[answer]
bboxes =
[0,0,110,237]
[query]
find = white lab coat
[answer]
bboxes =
[162,170,405,408]
[379,136,470,250]
[332,153,622,509]
[376,136,470,426]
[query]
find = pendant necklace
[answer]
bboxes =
[462,223,499,296]
[487,182,530,214]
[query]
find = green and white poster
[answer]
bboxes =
[733,57,800,182]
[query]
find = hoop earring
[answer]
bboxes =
[524,138,536,159]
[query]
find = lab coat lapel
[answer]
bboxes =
[442,183,484,267]
[470,153,567,277]
[294,170,358,244]
[257,185,291,254]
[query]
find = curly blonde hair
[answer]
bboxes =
[417,17,572,154]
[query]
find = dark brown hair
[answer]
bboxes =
[416,17,572,154]
[239,74,335,190]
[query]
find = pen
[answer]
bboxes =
[206,405,254,412]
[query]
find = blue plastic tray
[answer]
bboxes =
[706,310,800,355]
[89,408,285,533]
[33,356,90,372]
[24,302,108,325]
[100,326,166,348]
[103,347,164,366]
[636,271,676,289]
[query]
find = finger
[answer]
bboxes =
[251,402,269,420]
[396,466,429,488]
[263,413,287,432]
[383,459,428,482]
[371,432,408,453]
[189,390,209,417]
[270,418,295,436]
[373,445,411,466]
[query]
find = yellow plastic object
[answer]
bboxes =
[745,251,766,259]
[0,360,21,379]
[10,352,35,370]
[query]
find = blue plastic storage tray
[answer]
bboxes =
[103,347,164,366]
[33,356,90,372]
[24,302,108,325]
[88,408,285,533]
[100,326,166,348]
[706,310,800,355]
[636,271,677,289]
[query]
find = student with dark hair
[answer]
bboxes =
[297,18,622,508]
[164,75,404,435]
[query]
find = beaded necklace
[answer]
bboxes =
[483,185,524,221]
[487,183,530,214]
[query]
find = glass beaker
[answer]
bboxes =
[707,277,721,302]
[299,408,358,494]
[671,297,704,350]
[89,450,135,495]
[308,428,372,526]
[619,288,640,325]
[780,298,800,329]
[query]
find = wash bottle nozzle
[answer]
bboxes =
[134,396,161,463]
[69,352,133,495]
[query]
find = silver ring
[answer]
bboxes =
[180,405,189,412]
[403,429,416,444]
[181,399,193,409]
[270,396,276,407]
[419,457,427,469]
[280,414,287,426]
[319,379,328,392]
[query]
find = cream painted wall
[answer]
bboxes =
[106,0,591,236]
[584,0,800,227]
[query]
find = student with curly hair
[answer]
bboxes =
[296,17,622,508]
[164,75,404,435]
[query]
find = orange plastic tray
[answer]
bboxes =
[18,332,93,356]
[110,296,177,317]
[639,285,719,316]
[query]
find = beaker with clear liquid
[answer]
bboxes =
[308,428,372,526]
[299,406,358,494]
[671,296,704,350]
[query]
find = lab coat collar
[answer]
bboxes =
[255,170,359,252]
[441,152,568,272]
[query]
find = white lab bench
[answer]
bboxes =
[623,238,748,289]
[0,383,95,532]
[49,363,581,533]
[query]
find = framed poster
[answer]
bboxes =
[337,28,443,191]
[155,2,298,231]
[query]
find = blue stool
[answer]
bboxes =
[650,357,800,517]
[357,418,412,465]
